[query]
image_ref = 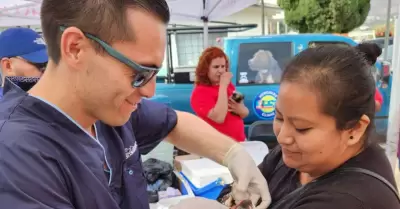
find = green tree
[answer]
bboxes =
[277,0,371,33]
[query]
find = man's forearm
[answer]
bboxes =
[166,111,237,164]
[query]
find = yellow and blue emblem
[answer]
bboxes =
[253,90,278,119]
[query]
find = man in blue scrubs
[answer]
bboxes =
[0,27,47,99]
[0,1,270,209]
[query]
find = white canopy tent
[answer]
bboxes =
[0,0,40,27]
[167,0,256,47]
[0,0,256,48]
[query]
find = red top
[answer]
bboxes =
[375,88,383,105]
[190,83,246,142]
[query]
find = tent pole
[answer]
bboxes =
[261,0,265,35]
[386,2,400,174]
[202,0,208,49]
[383,0,392,61]
[203,20,209,49]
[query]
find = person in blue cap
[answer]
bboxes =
[0,1,271,209]
[0,27,48,99]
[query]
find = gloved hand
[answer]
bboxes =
[223,144,271,209]
[169,197,228,209]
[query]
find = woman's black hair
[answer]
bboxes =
[282,45,376,145]
[354,42,382,65]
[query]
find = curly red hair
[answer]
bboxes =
[195,46,229,85]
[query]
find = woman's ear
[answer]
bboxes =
[346,114,370,146]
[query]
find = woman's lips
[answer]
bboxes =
[282,148,300,154]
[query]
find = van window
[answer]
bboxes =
[236,42,292,85]
[308,41,350,48]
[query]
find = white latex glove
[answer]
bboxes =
[169,197,228,209]
[223,144,271,209]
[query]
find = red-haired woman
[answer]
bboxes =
[190,47,248,142]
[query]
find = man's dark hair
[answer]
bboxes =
[40,0,170,64]
[354,42,382,65]
[282,45,376,146]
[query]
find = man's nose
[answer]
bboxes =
[137,77,156,98]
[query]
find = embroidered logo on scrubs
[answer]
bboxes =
[125,142,138,159]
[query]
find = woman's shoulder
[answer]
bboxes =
[265,144,400,209]
[295,144,399,209]
[294,175,400,209]
[192,84,216,94]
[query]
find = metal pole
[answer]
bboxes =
[166,32,172,83]
[384,0,392,61]
[386,3,400,173]
[261,0,265,35]
[202,0,208,49]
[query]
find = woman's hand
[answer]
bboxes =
[375,100,382,112]
[229,98,249,118]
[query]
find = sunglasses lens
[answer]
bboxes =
[34,62,47,72]
[132,70,158,87]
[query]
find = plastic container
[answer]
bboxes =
[181,172,226,200]
[179,141,269,189]
[180,158,233,188]
[177,141,269,200]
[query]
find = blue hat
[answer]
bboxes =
[0,28,48,64]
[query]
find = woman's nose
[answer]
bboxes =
[276,125,295,145]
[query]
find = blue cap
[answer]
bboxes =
[0,28,48,64]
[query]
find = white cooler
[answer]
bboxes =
[180,141,269,188]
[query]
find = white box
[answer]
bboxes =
[180,141,269,188]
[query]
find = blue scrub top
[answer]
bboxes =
[0,77,178,209]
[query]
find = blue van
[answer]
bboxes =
[152,34,391,145]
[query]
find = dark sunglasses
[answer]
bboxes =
[9,57,47,72]
[29,61,47,72]
[59,26,159,88]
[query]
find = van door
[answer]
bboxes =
[234,41,293,125]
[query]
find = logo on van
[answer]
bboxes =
[253,90,278,119]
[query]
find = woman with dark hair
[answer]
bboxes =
[257,45,399,209]
[169,45,399,209]
[354,42,384,112]
[190,47,248,142]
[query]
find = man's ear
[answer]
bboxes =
[0,58,13,75]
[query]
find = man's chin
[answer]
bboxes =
[102,115,132,127]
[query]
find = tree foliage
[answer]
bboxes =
[277,0,371,33]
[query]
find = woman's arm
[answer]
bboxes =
[374,88,383,112]
[208,84,229,123]
[190,84,229,124]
